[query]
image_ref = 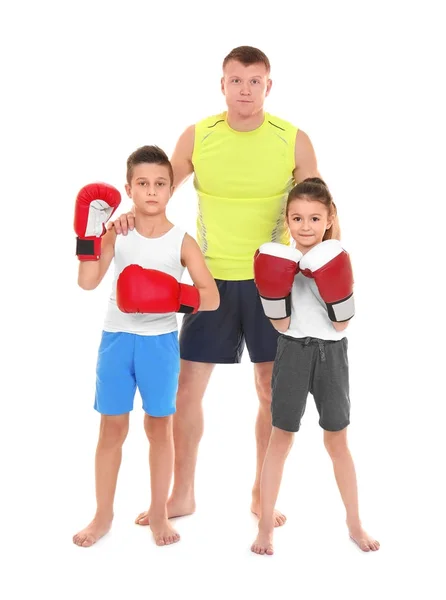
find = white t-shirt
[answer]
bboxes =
[285,272,346,341]
[103,226,186,336]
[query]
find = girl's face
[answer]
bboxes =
[286,196,333,253]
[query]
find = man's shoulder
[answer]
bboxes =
[265,113,299,134]
[195,112,227,130]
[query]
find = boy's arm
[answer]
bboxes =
[78,228,116,290]
[181,234,219,311]
[332,321,349,332]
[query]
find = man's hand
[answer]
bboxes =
[107,210,135,235]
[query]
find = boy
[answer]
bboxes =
[72,146,219,547]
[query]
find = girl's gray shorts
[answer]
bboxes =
[271,335,350,433]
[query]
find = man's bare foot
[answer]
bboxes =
[251,501,286,527]
[73,515,113,548]
[149,516,180,546]
[348,523,380,552]
[251,519,274,555]
[135,496,195,525]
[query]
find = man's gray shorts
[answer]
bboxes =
[271,335,350,433]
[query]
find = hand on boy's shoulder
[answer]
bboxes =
[107,210,135,235]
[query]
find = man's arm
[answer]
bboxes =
[171,124,195,188]
[181,234,219,311]
[293,129,341,239]
[78,229,116,290]
[293,129,321,184]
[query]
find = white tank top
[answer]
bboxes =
[103,226,186,335]
[285,272,346,341]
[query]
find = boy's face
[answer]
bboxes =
[126,163,173,216]
[221,60,271,118]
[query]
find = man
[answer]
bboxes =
[113,46,334,527]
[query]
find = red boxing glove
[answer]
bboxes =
[253,242,303,319]
[74,182,121,261]
[299,240,355,322]
[116,265,200,314]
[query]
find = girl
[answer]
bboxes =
[251,178,379,555]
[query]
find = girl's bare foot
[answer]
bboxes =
[149,516,180,546]
[73,515,113,548]
[251,519,274,555]
[348,523,380,552]
[251,501,286,527]
[135,495,195,525]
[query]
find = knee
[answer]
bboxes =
[99,416,129,448]
[323,430,349,460]
[255,370,272,409]
[272,426,294,452]
[144,415,173,443]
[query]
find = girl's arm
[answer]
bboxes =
[332,321,349,332]
[269,317,290,333]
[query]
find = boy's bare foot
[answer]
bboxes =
[348,523,380,552]
[135,495,195,525]
[251,520,274,555]
[73,515,113,547]
[251,501,286,527]
[149,516,180,546]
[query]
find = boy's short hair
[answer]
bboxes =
[126,145,174,185]
[223,46,271,74]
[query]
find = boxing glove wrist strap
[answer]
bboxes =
[326,293,355,322]
[76,237,101,261]
[178,284,200,314]
[259,294,291,320]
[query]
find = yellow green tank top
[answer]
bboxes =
[192,111,298,280]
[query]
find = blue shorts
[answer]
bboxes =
[180,279,280,364]
[94,331,180,416]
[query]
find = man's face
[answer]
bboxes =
[221,60,272,118]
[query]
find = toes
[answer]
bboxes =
[251,542,273,555]
[135,512,149,526]
[361,541,370,552]
[81,535,95,547]
[274,512,287,527]
[73,534,87,546]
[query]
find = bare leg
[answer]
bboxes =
[251,362,287,527]
[135,360,214,525]
[324,428,380,552]
[144,414,180,546]
[251,427,294,555]
[73,414,129,547]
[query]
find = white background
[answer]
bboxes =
[1,0,445,598]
